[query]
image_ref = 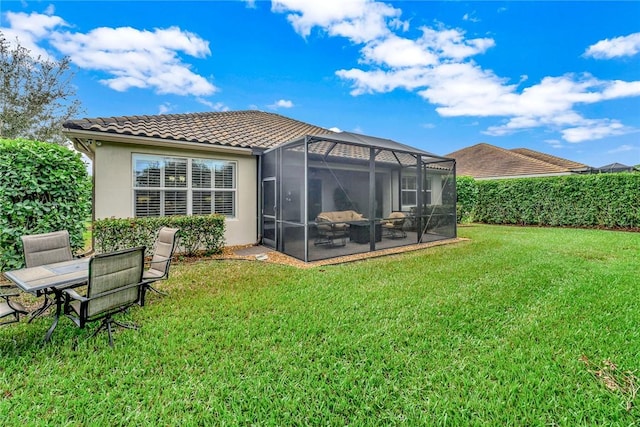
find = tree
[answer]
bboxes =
[0,32,82,145]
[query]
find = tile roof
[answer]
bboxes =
[510,148,588,171]
[63,110,330,150]
[446,143,586,179]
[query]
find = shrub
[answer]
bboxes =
[456,176,478,223]
[0,138,91,271]
[473,173,640,229]
[93,215,225,257]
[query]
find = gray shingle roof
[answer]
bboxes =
[63,110,330,150]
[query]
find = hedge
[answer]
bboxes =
[461,173,639,229]
[0,138,91,271]
[93,215,226,257]
[455,176,478,223]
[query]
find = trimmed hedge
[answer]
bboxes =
[465,173,640,229]
[93,215,226,257]
[455,176,478,223]
[0,138,91,271]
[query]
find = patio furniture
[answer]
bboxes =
[3,257,90,341]
[140,227,180,306]
[0,285,27,326]
[314,210,364,247]
[382,212,407,239]
[63,246,145,347]
[21,230,78,320]
[348,221,383,244]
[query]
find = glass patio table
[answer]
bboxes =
[3,258,90,342]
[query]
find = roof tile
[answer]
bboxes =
[63,110,330,149]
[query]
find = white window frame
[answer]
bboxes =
[132,154,237,218]
[401,175,417,211]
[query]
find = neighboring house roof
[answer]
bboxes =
[63,110,330,151]
[510,148,589,172]
[595,163,637,173]
[446,143,588,179]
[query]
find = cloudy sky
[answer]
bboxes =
[1,1,639,167]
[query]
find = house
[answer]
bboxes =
[446,143,590,179]
[594,163,639,173]
[63,111,457,262]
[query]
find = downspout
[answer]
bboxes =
[369,147,376,252]
[304,136,309,262]
[256,151,263,245]
[416,155,423,244]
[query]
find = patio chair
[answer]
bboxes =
[63,246,145,347]
[140,227,179,306]
[0,285,28,326]
[382,212,407,239]
[21,230,77,320]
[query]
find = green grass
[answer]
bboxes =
[1,225,639,425]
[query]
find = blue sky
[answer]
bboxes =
[1,1,639,167]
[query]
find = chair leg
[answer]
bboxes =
[146,284,168,297]
[28,294,53,323]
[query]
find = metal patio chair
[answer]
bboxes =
[140,227,179,306]
[382,212,407,239]
[0,285,28,326]
[63,246,145,347]
[21,230,77,320]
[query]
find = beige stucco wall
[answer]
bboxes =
[92,140,258,246]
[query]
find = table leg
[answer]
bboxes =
[43,289,64,343]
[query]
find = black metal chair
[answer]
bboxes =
[63,246,145,347]
[140,227,179,306]
[0,285,27,326]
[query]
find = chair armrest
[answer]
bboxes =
[0,285,21,298]
[74,249,95,259]
[63,288,88,303]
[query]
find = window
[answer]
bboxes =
[133,154,236,218]
[401,175,417,210]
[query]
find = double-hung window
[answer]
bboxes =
[401,175,417,210]
[133,154,236,218]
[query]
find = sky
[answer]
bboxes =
[1,1,639,168]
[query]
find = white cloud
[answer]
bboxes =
[607,144,636,154]
[275,0,640,143]
[462,12,480,23]
[584,32,640,59]
[561,119,627,143]
[272,0,401,43]
[328,126,342,132]
[158,102,173,114]
[545,139,564,149]
[268,99,294,109]
[196,98,229,111]
[1,12,217,97]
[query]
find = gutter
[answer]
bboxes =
[62,129,254,159]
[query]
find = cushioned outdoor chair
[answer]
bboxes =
[382,212,407,239]
[0,285,28,326]
[314,213,351,247]
[140,227,179,306]
[21,230,77,320]
[63,246,145,347]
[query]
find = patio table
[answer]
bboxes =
[3,258,90,342]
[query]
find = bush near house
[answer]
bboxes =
[0,138,91,271]
[93,214,225,257]
[455,176,478,223]
[456,173,640,229]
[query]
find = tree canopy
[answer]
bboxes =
[0,32,82,145]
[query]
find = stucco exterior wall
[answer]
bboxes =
[92,140,258,246]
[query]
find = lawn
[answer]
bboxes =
[1,225,639,425]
